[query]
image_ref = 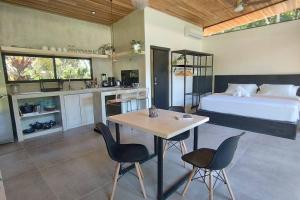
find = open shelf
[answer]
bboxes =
[113,51,145,60]
[0,46,109,59]
[23,125,62,140]
[20,110,61,119]
[172,64,213,68]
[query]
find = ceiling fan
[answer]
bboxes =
[234,0,272,12]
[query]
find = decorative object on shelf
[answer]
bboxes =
[149,106,158,118]
[19,103,35,114]
[30,122,43,130]
[130,40,143,53]
[99,43,114,55]
[41,46,49,50]
[172,54,188,65]
[44,104,56,112]
[23,128,35,134]
[175,70,193,77]
[49,46,56,51]
[24,120,57,134]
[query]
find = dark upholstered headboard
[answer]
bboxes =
[214,74,300,95]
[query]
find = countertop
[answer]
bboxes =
[10,87,146,99]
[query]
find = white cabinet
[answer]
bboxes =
[64,94,82,129]
[80,93,94,125]
[64,93,94,129]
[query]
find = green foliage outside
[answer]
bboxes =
[222,8,300,34]
[55,58,91,80]
[5,56,54,81]
[5,56,91,81]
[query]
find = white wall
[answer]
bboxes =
[112,10,146,87]
[0,2,112,92]
[144,7,203,107]
[203,20,300,75]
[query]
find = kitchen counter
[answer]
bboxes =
[93,87,148,125]
[10,87,148,141]
[10,87,128,99]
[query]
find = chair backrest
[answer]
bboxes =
[208,132,245,170]
[168,106,185,113]
[94,123,118,161]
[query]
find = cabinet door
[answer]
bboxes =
[80,93,94,125]
[64,94,82,129]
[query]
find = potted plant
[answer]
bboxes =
[130,40,143,53]
[99,43,114,55]
[172,55,188,65]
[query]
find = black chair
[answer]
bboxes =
[94,123,149,200]
[163,106,191,167]
[182,132,245,200]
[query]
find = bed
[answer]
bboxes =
[196,74,300,139]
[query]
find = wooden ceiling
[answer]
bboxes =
[204,0,300,35]
[0,0,135,25]
[149,0,286,27]
[0,0,297,29]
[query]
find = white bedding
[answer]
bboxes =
[199,93,300,123]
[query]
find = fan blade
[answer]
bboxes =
[246,0,272,6]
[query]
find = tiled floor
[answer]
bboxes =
[0,124,300,200]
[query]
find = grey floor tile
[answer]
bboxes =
[40,151,114,200]
[25,131,100,170]
[0,142,24,157]
[1,124,300,200]
[0,150,36,180]
[4,169,57,200]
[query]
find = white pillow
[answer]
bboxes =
[225,85,250,97]
[258,84,294,97]
[227,84,258,96]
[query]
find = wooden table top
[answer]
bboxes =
[108,109,209,139]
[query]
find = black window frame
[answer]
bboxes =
[1,53,93,83]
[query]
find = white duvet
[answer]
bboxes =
[199,93,300,123]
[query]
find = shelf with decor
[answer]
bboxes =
[23,125,63,140]
[11,94,63,141]
[171,50,214,110]
[20,110,61,119]
[113,50,145,60]
[0,46,109,59]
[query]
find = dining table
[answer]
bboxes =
[108,109,209,200]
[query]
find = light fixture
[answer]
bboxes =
[110,0,117,62]
[91,11,96,15]
[234,3,244,12]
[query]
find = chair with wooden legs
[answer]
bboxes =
[182,132,245,200]
[163,106,190,167]
[94,123,149,200]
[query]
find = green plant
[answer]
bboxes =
[130,40,143,46]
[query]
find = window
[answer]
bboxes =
[4,55,55,81]
[55,58,92,80]
[215,8,300,35]
[2,54,92,83]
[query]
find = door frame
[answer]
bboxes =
[150,45,170,108]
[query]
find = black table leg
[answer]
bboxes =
[157,137,164,200]
[154,136,158,156]
[115,123,120,144]
[193,126,198,150]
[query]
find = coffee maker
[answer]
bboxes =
[108,77,116,87]
[101,73,109,87]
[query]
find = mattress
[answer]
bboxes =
[199,93,300,123]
